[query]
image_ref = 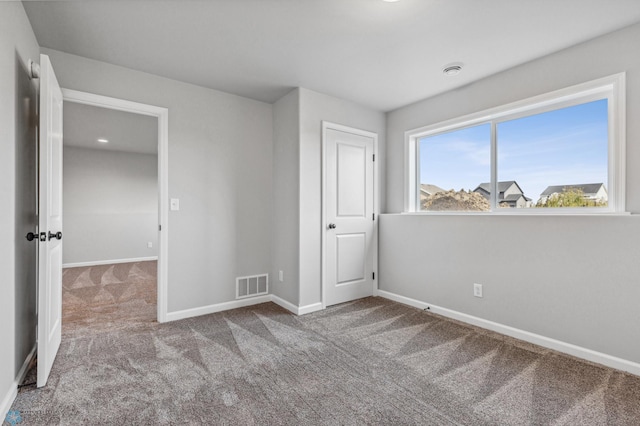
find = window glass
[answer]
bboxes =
[418,124,490,211]
[497,99,608,208]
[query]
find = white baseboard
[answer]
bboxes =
[63,256,158,268]
[16,345,36,389]
[271,295,299,314]
[165,295,272,322]
[167,294,326,322]
[378,290,640,377]
[0,344,37,422]
[0,382,18,422]
[271,295,323,315]
[298,302,323,315]
[0,384,17,426]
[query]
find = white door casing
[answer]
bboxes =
[323,123,377,307]
[60,89,169,323]
[37,54,64,387]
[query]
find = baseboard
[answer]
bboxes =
[297,302,323,315]
[165,295,272,322]
[16,345,36,389]
[63,256,158,268]
[0,344,37,423]
[270,296,323,315]
[0,384,17,426]
[377,290,640,377]
[166,293,327,322]
[271,295,299,314]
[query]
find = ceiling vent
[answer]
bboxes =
[443,64,463,76]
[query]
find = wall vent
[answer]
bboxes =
[236,274,268,299]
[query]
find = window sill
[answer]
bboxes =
[400,210,632,217]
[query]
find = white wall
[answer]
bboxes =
[63,146,158,265]
[298,88,385,307]
[271,89,300,305]
[0,1,39,418]
[382,23,640,365]
[42,48,273,313]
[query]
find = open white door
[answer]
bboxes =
[324,123,377,307]
[37,54,63,388]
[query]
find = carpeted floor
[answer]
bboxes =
[8,261,640,425]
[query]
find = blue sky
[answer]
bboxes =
[419,99,608,202]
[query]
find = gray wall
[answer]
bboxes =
[298,88,385,306]
[382,23,640,363]
[42,48,273,313]
[270,88,385,308]
[63,146,158,265]
[0,1,39,413]
[271,89,300,305]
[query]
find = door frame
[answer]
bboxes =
[61,89,170,322]
[321,121,379,309]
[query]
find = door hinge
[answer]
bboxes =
[372,272,375,280]
[372,213,375,221]
[159,224,162,231]
[373,154,375,162]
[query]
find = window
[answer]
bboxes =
[406,74,625,213]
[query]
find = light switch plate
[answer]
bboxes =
[170,198,180,211]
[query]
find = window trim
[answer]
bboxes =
[404,73,626,214]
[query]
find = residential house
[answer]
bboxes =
[538,183,608,204]
[419,183,445,204]
[473,181,532,208]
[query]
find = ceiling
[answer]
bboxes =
[63,102,158,155]
[24,0,640,112]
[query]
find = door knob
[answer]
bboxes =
[328,223,336,229]
[48,231,62,241]
[26,232,38,241]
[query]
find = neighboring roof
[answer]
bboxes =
[473,181,523,195]
[475,186,490,195]
[420,184,445,195]
[540,183,606,196]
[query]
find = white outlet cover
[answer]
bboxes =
[473,283,483,298]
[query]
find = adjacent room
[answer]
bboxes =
[2,0,640,424]
[61,101,159,333]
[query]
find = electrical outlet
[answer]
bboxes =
[147,242,153,248]
[278,270,284,282]
[473,283,483,298]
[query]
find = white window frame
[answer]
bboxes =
[404,73,626,214]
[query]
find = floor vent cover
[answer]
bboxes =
[236,274,268,299]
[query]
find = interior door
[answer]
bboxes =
[324,125,376,307]
[37,54,63,388]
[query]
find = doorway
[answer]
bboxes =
[322,122,378,307]
[61,90,169,322]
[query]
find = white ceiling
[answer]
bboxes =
[24,0,640,112]
[63,102,158,155]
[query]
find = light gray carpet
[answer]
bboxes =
[8,262,640,425]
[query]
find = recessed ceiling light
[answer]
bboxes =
[382,0,400,2]
[443,63,463,76]
[97,138,109,143]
